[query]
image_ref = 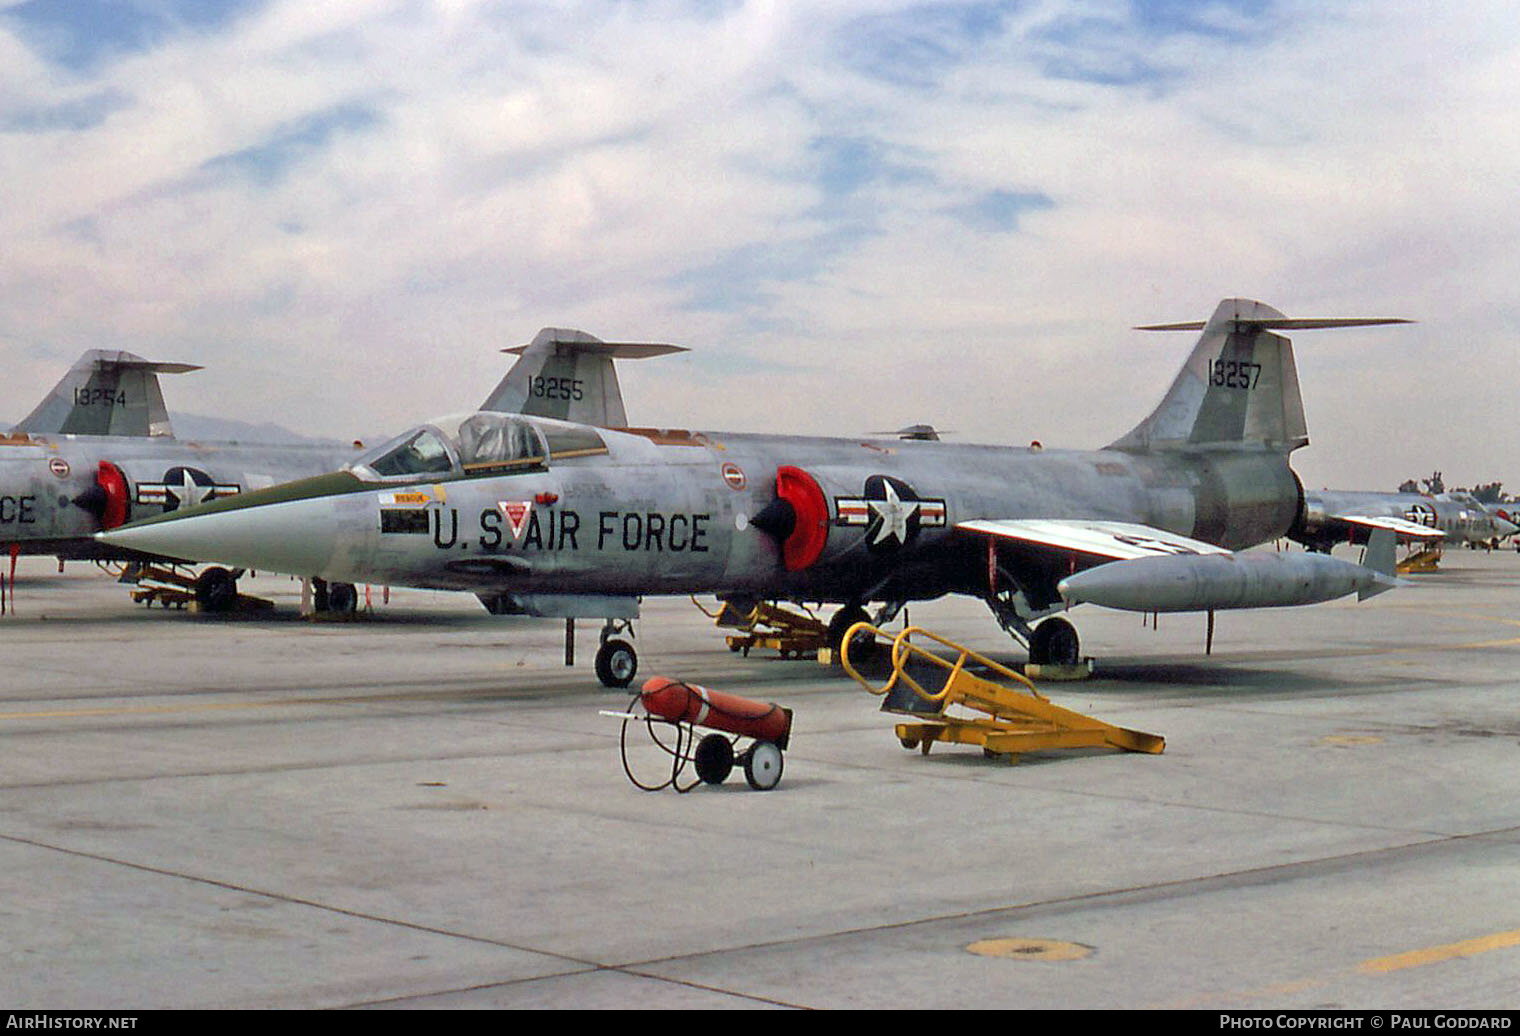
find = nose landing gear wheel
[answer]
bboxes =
[193,566,238,614]
[595,638,639,688]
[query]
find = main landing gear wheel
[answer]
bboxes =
[1028,617,1081,666]
[828,604,875,662]
[193,566,238,614]
[595,638,639,688]
[743,741,784,791]
[327,582,358,614]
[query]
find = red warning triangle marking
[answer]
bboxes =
[499,500,532,539]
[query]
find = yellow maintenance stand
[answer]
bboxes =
[1397,546,1442,574]
[121,562,274,614]
[698,598,829,659]
[840,622,1163,764]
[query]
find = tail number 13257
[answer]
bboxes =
[1210,359,1261,390]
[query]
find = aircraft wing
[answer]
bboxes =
[959,518,1396,614]
[956,519,1231,560]
[1330,514,1445,541]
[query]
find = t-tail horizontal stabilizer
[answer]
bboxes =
[1108,299,1410,455]
[13,350,202,438]
[481,328,687,427]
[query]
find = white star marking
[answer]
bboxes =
[172,470,210,510]
[867,480,921,546]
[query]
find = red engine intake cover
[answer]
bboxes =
[96,461,130,530]
[775,465,829,571]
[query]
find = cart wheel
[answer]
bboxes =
[694,734,734,784]
[899,737,919,750]
[744,741,784,790]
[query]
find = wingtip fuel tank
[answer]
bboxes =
[1056,548,1399,614]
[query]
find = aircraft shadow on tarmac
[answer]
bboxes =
[844,646,1372,700]
[1083,660,1348,692]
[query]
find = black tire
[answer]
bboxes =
[743,741,784,790]
[827,605,874,664]
[1029,617,1080,666]
[327,582,358,614]
[694,734,734,785]
[595,638,638,688]
[194,567,238,614]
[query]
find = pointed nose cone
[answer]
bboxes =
[1495,514,1519,539]
[98,494,345,576]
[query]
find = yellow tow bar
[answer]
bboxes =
[839,623,1164,764]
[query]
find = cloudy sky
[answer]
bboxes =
[2,0,1516,491]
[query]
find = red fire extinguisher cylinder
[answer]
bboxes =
[640,677,792,749]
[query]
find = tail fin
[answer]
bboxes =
[1107,299,1408,454]
[1358,527,1400,600]
[12,350,202,437]
[479,328,687,427]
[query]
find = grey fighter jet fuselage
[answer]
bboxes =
[1,350,360,563]
[1290,489,1517,552]
[101,300,1410,682]
[2,329,661,566]
[0,433,359,560]
[104,422,1294,591]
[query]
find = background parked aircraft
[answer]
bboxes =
[2,332,685,611]
[1291,489,1517,553]
[1,352,358,602]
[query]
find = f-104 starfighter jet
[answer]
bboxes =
[100,299,1409,685]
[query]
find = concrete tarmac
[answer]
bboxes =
[1,549,1518,1010]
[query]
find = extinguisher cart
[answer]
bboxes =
[607,676,792,792]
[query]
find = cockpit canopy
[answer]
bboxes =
[351,412,608,482]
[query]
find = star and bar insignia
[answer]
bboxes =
[834,475,946,551]
[135,466,241,513]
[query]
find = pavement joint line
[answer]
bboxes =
[809,755,1493,842]
[0,828,601,968]
[605,823,1520,974]
[7,819,1514,1007]
[0,828,808,1010]
[0,737,1493,846]
[0,751,1479,849]
[342,969,809,1010]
